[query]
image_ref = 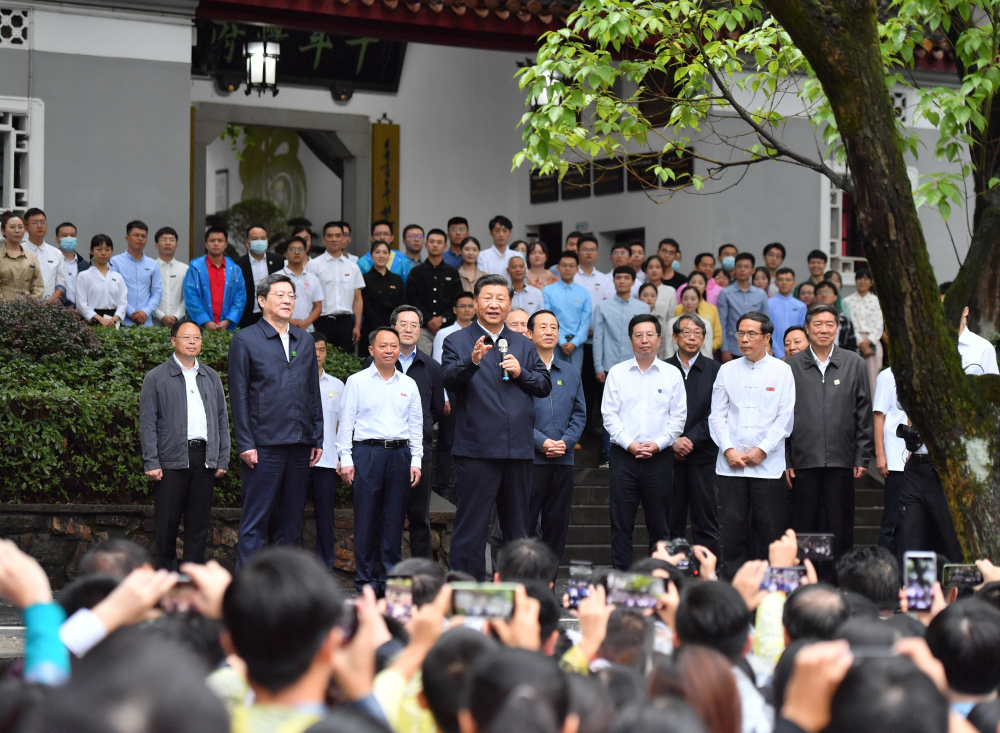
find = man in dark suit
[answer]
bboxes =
[441,274,552,580]
[235,225,283,329]
[666,313,722,555]
[362,305,444,559]
[228,272,323,568]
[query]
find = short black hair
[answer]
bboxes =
[815,279,839,295]
[372,219,394,235]
[643,255,665,273]
[78,539,151,578]
[798,281,816,293]
[694,252,714,267]
[422,628,496,733]
[805,302,840,325]
[447,216,468,228]
[489,215,513,231]
[558,250,580,264]
[427,228,447,241]
[473,273,514,299]
[368,326,400,346]
[390,305,423,328]
[827,657,948,733]
[453,290,475,307]
[629,241,646,253]
[763,242,786,258]
[390,557,446,607]
[926,598,1000,695]
[527,309,557,333]
[675,581,751,662]
[835,546,901,612]
[313,330,328,346]
[465,647,569,731]
[610,242,630,254]
[736,310,773,335]
[776,266,796,278]
[566,230,583,242]
[286,236,308,250]
[522,580,561,646]
[126,220,148,235]
[205,225,228,242]
[154,226,178,243]
[658,237,680,252]
[222,547,343,693]
[735,252,756,267]
[496,538,559,582]
[807,249,829,262]
[782,584,849,641]
[855,267,873,281]
[245,224,266,239]
[23,207,44,221]
[170,320,203,338]
[976,581,1000,613]
[718,243,738,256]
[577,234,598,249]
[597,609,649,665]
[91,234,113,251]
[939,281,952,296]
[323,221,345,235]
[784,325,807,341]
[402,223,424,238]
[612,265,636,280]
[609,697,706,733]
[58,574,120,617]
[55,222,77,238]
[629,313,661,337]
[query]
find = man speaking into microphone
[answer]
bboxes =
[442,273,552,579]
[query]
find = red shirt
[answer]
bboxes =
[207,257,227,323]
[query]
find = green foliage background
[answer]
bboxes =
[0,301,363,505]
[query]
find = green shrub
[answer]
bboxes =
[0,299,99,360]
[0,308,363,505]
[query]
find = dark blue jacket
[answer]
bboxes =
[532,359,587,466]
[441,322,552,460]
[666,353,721,465]
[228,319,323,451]
[363,349,444,454]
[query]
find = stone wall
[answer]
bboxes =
[0,504,454,587]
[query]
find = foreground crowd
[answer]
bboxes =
[0,532,998,733]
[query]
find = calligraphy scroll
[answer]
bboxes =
[371,123,400,250]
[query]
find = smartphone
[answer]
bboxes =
[385,575,414,622]
[162,572,195,612]
[566,560,593,609]
[338,601,359,642]
[942,564,984,589]
[604,571,665,609]
[450,582,518,620]
[904,551,938,612]
[796,533,834,562]
[759,566,808,593]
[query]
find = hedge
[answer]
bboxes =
[0,300,363,504]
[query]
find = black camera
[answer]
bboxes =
[896,423,923,452]
[664,539,701,577]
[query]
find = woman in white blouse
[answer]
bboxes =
[638,282,672,360]
[842,268,883,393]
[76,234,127,328]
[633,255,677,306]
[665,285,715,360]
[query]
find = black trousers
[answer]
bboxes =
[311,467,338,570]
[353,444,411,592]
[791,467,856,558]
[668,460,721,556]
[435,413,456,494]
[609,445,671,570]
[529,463,575,563]
[450,457,531,580]
[315,314,355,353]
[408,457,433,559]
[581,344,603,435]
[879,470,903,555]
[897,458,963,562]
[718,474,787,580]
[154,447,214,570]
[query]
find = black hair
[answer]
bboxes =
[402,223,424,237]
[0,210,22,232]
[244,224,266,240]
[597,609,650,666]
[422,627,496,733]
[489,215,513,231]
[23,207,44,221]
[658,237,680,253]
[939,281,953,296]
[968,699,1000,733]
[675,581,751,662]
[466,648,569,730]
[843,591,880,619]
[608,698,707,733]
[776,266,796,278]
[205,225,228,242]
[427,228,447,241]
[496,538,559,583]
[835,546,901,612]
[783,584,849,641]
[473,274,514,299]
[313,330,328,346]
[772,639,815,714]
[835,616,902,647]
[389,305,423,328]
[815,279,839,295]
[805,302,840,325]
[643,255,666,274]
[638,282,658,299]
[673,313,707,335]
[58,573,120,617]
[566,230,583,242]
[629,241,646,253]
[612,265,637,281]
[126,220,148,235]
[594,665,646,712]
[291,224,311,236]
[372,219,394,235]
[679,285,703,303]
[975,581,1000,612]
[882,612,927,639]
[694,252,714,267]
[341,221,352,233]
[390,557,445,607]
[783,325,807,341]
[827,657,947,733]
[926,598,1000,695]
[807,249,829,262]
[736,310,773,335]
[155,227,178,243]
[453,290,475,307]
[577,234,599,249]
[323,220,345,235]
[447,216,469,228]
[255,272,294,304]
[145,611,227,671]
[718,243,738,256]
[222,547,343,693]
[78,539,151,578]
[522,580,561,647]
[285,236,309,250]
[170,320,203,338]
[735,252,756,267]
[855,267,873,281]
[90,234,113,251]
[305,706,395,733]
[567,673,615,733]
[526,309,558,333]
[763,242,786,258]
[753,267,771,286]
[629,313,661,337]
[529,240,549,258]
[55,221,77,238]
[629,557,689,593]
[610,242,630,254]
[370,239,392,255]
[558,250,580,264]
[483,688,560,733]
[368,326,400,347]
[460,236,481,250]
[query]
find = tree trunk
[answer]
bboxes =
[764,0,1000,558]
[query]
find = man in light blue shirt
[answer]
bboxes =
[593,266,650,379]
[717,252,769,360]
[768,267,806,359]
[542,251,592,370]
[109,220,162,327]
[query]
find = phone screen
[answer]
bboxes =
[450,582,517,620]
[942,564,984,589]
[904,552,937,612]
[385,576,414,622]
[567,561,593,609]
[796,533,834,562]
[605,572,665,609]
[339,601,359,642]
[759,566,807,593]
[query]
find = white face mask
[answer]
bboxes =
[249,240,268,255]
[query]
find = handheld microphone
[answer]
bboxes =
[497,338,510,381]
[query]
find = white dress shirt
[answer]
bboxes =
[575,267,614,339]
[602,357,687,451]
[23,241,67,300]
[336,364,424,468]
[154,258,189,324]
[958,327,1000,375]
[173,355,208,441]
[249,254,269,313]
[282,266,323,327]
[315,370,345,469]
[76,267,128,323]
[842,291,883,342]
[809,344,834,377]
[477,246,518,281]
[710,353,795,479]
[512,283,544,315]
[63,255,80,304]
[433,322,463,364]
[872,368,908,472]
[307,251,365,316]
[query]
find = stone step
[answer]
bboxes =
[559,544,649,565]
[567,524,649,546]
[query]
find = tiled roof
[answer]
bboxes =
[335,0,577,23]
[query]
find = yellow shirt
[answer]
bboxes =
[0,247,44,301]
[373,669,438,733]
[674,300,723,351]
[230,704,322,733]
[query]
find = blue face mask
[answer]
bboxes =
[249,240,268,255]
[671,259,681,271]
[59,237,78,252]
[722,256,736,270]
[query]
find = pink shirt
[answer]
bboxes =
[677,277,722,306]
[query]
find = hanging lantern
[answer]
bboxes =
[244,41,280,96]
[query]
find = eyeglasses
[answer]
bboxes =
[678,329,705,337]
[270,291,297,301]
[286,247,306,253]
[175,335,202,342]
[735,330,763,339]
[406,233,425,240]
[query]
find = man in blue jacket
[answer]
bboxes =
[183,227,246,331]
[526,309,586,562]
[441,274,552,580]
[228,272,324,568]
